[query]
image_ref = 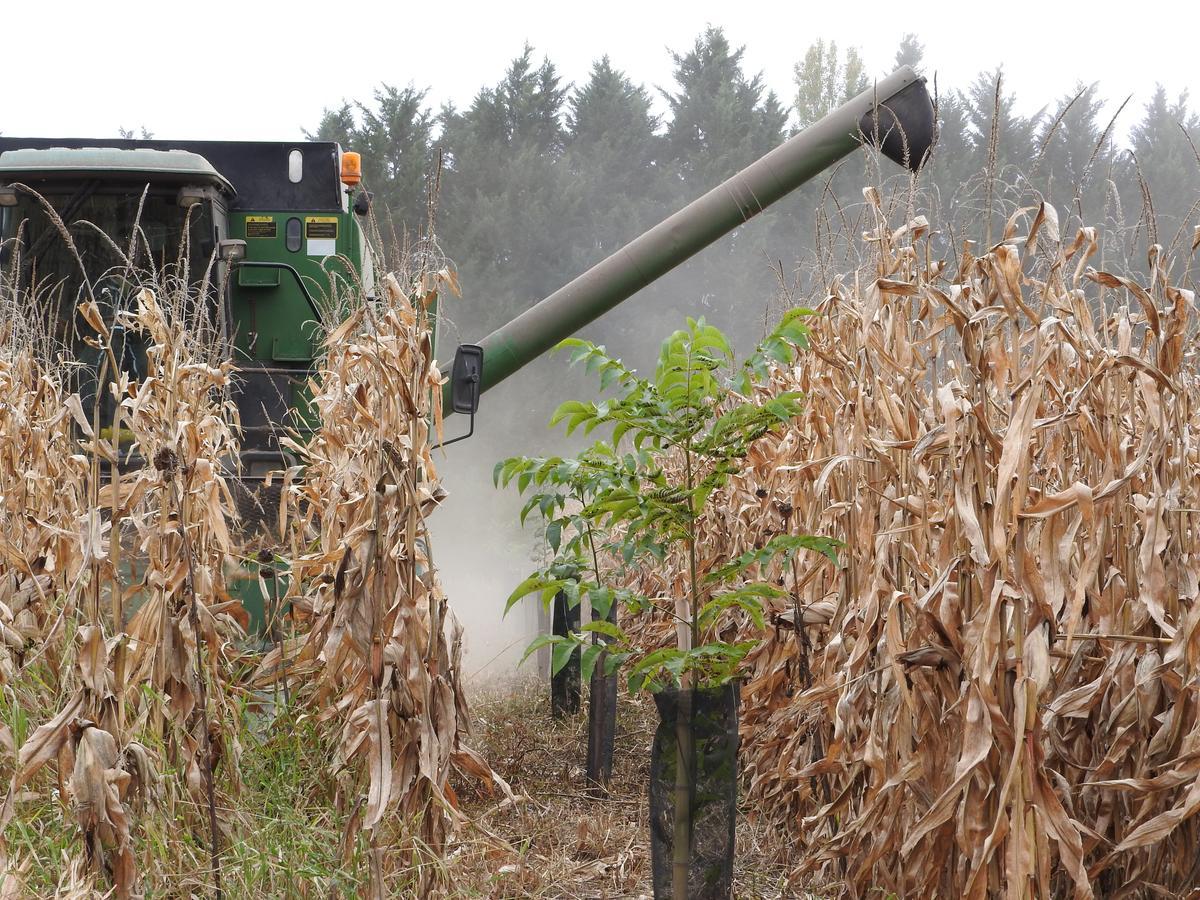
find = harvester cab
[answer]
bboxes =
[0,137,375,475]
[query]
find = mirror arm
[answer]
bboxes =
[431,407,475,450]
[432,370,478,450]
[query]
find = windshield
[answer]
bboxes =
[0,185,215,296]
[0,184,218,436]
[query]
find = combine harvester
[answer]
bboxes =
[0,138,370,477]
[0,66,934,639]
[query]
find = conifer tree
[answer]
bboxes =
[438,47,579,334]
[894,33,924,72]
[1034,83,1113,222]
[650,28,791,351]
[561,57,663,270]
[308,86,435,237]
[1128,86,1200,243]
[662,27,787,190]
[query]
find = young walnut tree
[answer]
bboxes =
[498,313,839,899]
[497,312,839,693]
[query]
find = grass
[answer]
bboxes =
[2,672,797,897]
[219,714,367,896]
[1,678,368,897]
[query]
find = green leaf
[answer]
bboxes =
[704,533,842,584]
[629,648,684,687]
[599,363,620,392]
[549,399,586,427]
[587,586,615,620]
[579,643,605,684]
[555,337,589,353]
[546,520,562,552]
[662,652,687,681]
[541,582,564,610]
[581,619,625,642]
[764,398,796,424]
[505,575,559,614]
[519,495,539,526]
[519,633,561,667]
[551,639,578,676]
[698,586,772,631]
[604,651,631,677]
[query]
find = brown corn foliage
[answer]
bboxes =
[0,278,239,897]
[630,194,1200,897]
[0,220,502,895]
[0,346,82,683]
[256,265,509,896]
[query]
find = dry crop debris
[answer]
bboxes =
[0,226,506,896]
[3,183,1200,898]
[626,192,1200,897]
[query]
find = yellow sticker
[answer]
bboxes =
[245,216,276,238]
[305,217,338,239]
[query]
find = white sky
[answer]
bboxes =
[3,0,1195,143]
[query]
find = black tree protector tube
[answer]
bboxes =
[550,589,581,718]
[649,682,741,899]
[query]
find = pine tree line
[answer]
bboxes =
[309,28,1199,396]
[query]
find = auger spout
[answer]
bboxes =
[446,65,934,409]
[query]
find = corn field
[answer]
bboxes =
[627,191,1200,896]
[4,170,1200,898]
[0,217,503,896]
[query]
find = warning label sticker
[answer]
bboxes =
[305,217,338,240]
[245,216,277,239]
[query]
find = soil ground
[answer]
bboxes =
[449,677,795,899]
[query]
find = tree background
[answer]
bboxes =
[310,28,1197,368]
[308,23,1200,480]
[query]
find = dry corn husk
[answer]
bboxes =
[0,207,501,896]
[628,200,1200,897]
[262,264,508,896]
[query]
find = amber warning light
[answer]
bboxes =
[341,151,362,188]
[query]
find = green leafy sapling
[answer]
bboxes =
[498,313,840,900]
[494,440,642,685]
[498,311,839,693]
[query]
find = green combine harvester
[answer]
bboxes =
[0,137,374,477]
[0,65,935,620]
